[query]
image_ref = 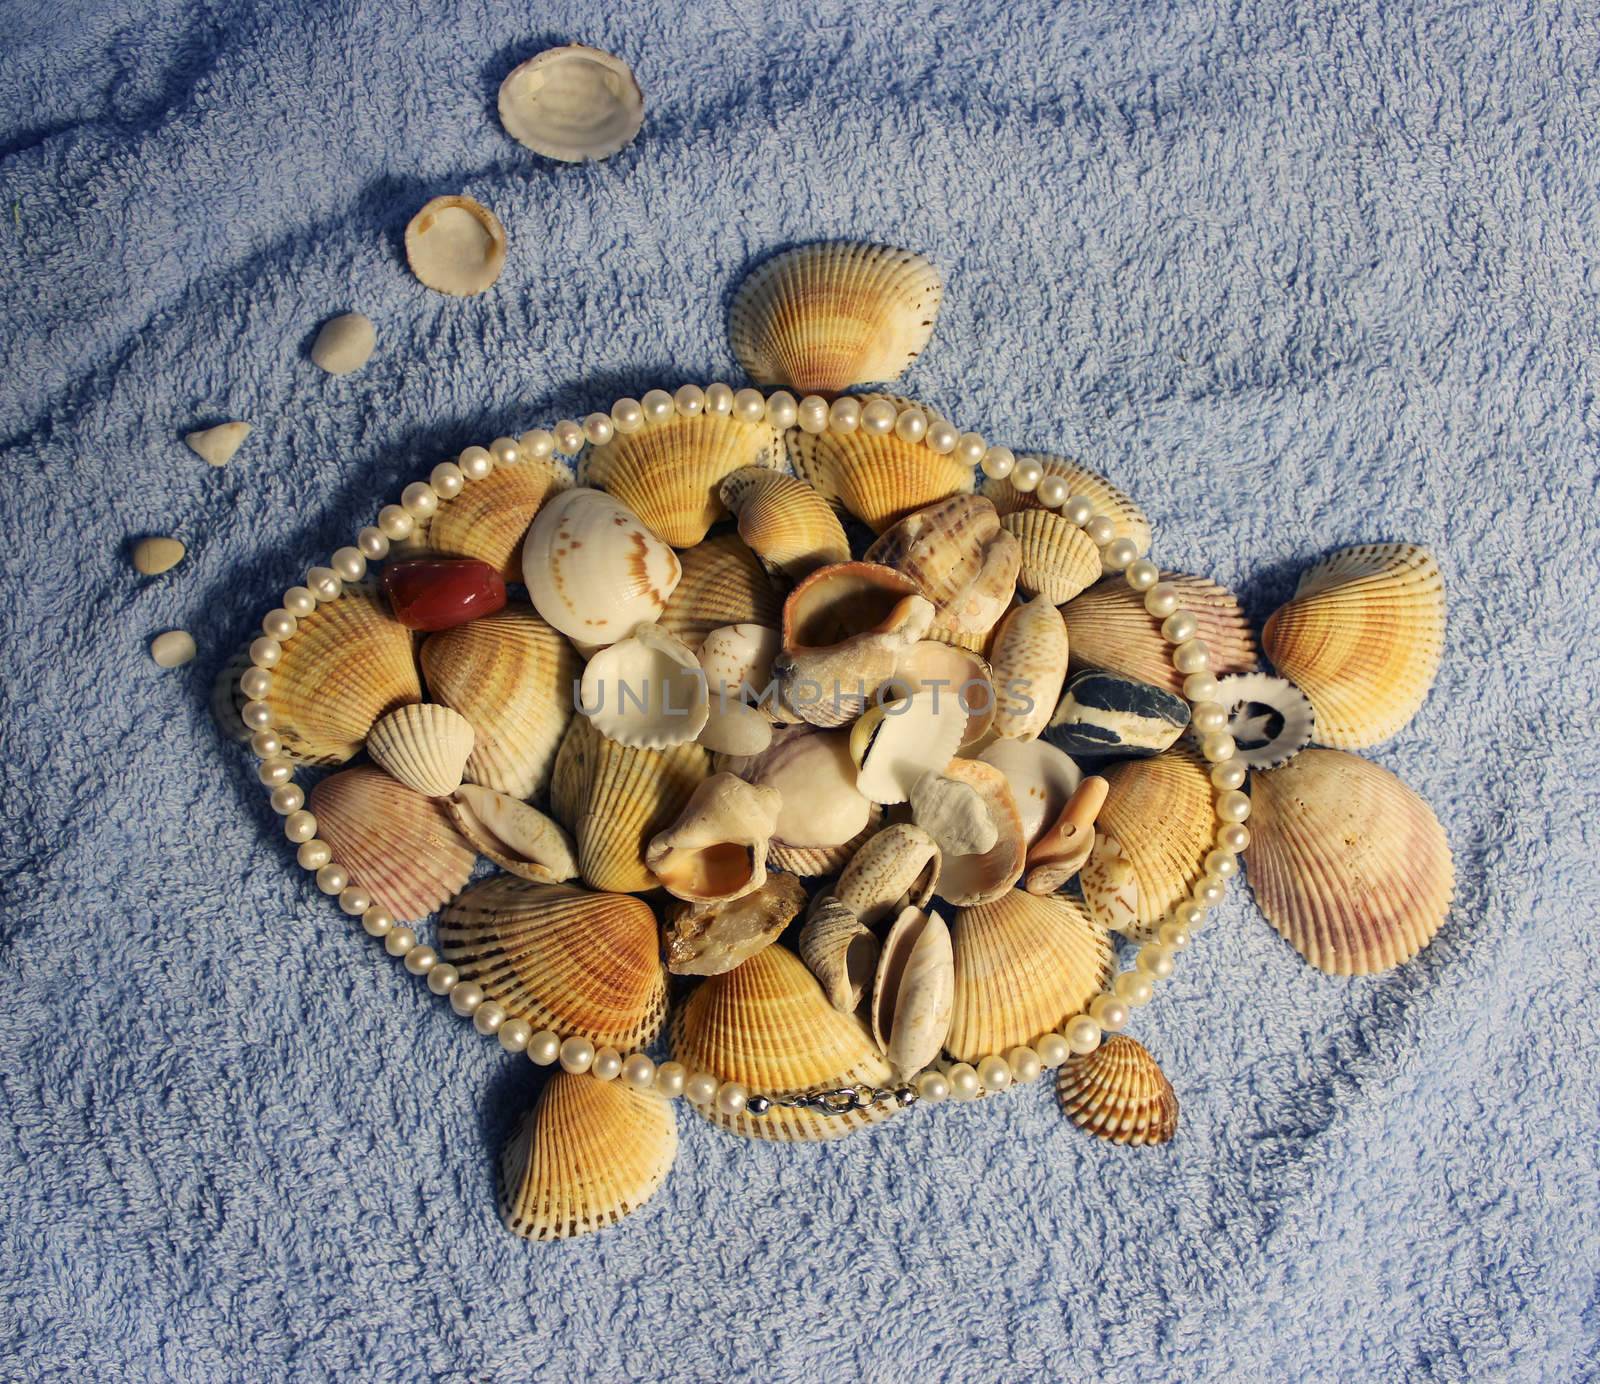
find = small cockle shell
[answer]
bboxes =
[445,783,578,883]
[581,414,783,549]
[1057,1036,1178,1147]
[988,595,1070,741]
[945,891,1114,1062]
[365,702,475,797]
[421,604,579,799]
[498,46,644,163]
[1261,543,1445,750]
[646,773,782,903]
[664,871,807,977]
[265,583,421,765]
[1062,574,1257,695]
[999,510,1102,605]
[1245,748,1454,975]
[1024,776,1109,895]
[310,312,375,376]
[671,945,897,1142]
[658,535,782,654]
[500,1071,676,1241]
[864,495,1020,641]
[1215,673,1315,770]
[1043,670,1190,760]
[551,714,709,894]
[580,622,710,750]
[440,876,667,1047]
[931,759,1026,907]
[976,739,1082,848]
[887,642,995,748]
[403,456,571,582]
[909,770,998,858]
[185,421,251,467]
[798,896,881,1011]
[729,242,943,395]
[871,906,955,1077]
[1079,748,1213,941]
[833,822,941,927]
[521,488,682,647]
[308,765,475,922]
[787,398,974,533]
[983,454,1151,575]
[848,693,966,805]
[737,727,876,871]
[404,195,507,296]
[719,467,850,580]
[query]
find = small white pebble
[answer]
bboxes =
[150,630,197,668]
[185,422,251,467]
[131,536,186,575]
[310,312,376,375]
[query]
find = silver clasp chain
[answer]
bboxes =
[747,1084,919,1117]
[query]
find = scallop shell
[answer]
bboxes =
[1056,1036,1178,1147]
[787,401,974,533]
[1261,544,1445,749]
[887,642,995,747]
[945,891,1115,1062]
[521,488,682,647]
[439,876,667,1047]
[421,604,580,799]
[931,759,1026,907]
[404,195,507,296]
[670,944,896,1141]
[849,692,967,805]
[263,584,421,766]
[658,534,782,653]
[401,457,571,582]
[864,495,1020,640]
[1215,673,1315,770]
[365,703,475,797]
[1079,748,1213,941]
[983,455,1151,574]
[1000,509,1103,605]
[975,738,1082,848]
[988,595,1069,741]
[1245,748,1454,975]
[550,713,710,893]
[719,466,850,580]
[209,645,253,743]
[445,784,578,883]
[581,413,783,549]
[1024,775,1109,896]
[580,623,709,750]
[798,896,881,1011]
[498,45,644,163]
[646,773,782,903]
[664,872,807,977]
[500,1071,676,1241]
[729,242,943,395]
[833,822,941,927]
[1061,575,1258,695]
[870,905,954,1076]
[307,766,475,922]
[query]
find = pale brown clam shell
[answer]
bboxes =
[658,534,783,653]
[719,466,850,580]
[445,784,578,883]
[982,454,1151,574]
[931,759,1026,907]
[864,494,1019,640]
[580,623,709,751]
[1056,1035,1178,1146]
[664,872,807,977]
[988,595,1070,742]
[397,456,571,581]
[365,702,475,798]
[798,896,881,1011]
[1000,509,1102,605]
[871,905,955,1077]
[833,822,941,927]
[975,738,1082,848]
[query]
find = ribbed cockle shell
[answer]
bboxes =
[1056,1035,1178,1146]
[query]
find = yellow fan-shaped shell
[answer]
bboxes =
[944,891,1114,1062]
[1000,509,1103,605]
[499,1071,677,1240]
[439,876,667,1047]
[580,413,783,548]
[1061,575,1257,695]
[401,457,571,581]
[1057,1035,1178,1146]
[420,603,580,799]
[263,584,420,765]
[982,454,1150,574]
[1262,543,1445,749]
[657,533,783,652]
[1245,748,1454,975]
[719,466,851,580]
[729,242,943,395]
[671,944,895,1141]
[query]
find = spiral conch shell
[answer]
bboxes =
[646,773,782,904]
[365,703,475,798]
[1261,544,1445,749]
[1056,1036,1178,1147]
[439,876,667,1048]
[798,896,880,1012]
[719,467,850,580]
[580,413,783,549]
[988,595,1070,742]
[445,784,578,883]
[729,241,943,395]
[864,495,1019,641]
[500,1071,676,1241]
[871,905,955,1077]
[1061,575,1257,695]
[580,623,709,750]
[671,944,896,1141]
[833,822,941,927]
[1245,748,1453,975]
[983,455,1151,575]
[263,584,421,765]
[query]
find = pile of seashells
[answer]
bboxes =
[227,240,1454,1240]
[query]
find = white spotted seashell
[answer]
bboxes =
[698,623,781,703]
[365,703,475,797]
[498,46,644,164]
[580,623,709,750]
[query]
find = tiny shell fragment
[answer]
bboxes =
[311,312,376,375]
[185,422,251,467]
[132,536,185,576]
[150,630,196,668]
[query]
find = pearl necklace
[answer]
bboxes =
[240,386,1250,1122]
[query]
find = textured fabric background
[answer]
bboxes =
[1,0,1596,1379]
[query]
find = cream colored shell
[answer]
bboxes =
[404,195,507,296]
[365,702,475,797]
[498,46,644,163]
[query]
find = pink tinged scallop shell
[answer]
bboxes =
[864,495,1020,641]
[1056,1035,1178,1147]
[870,906,955,1077]
[307,765,475,922]
[645,773,782,904]
[1244,748,1454,975]
[930,759,1026,907]
[988,595,1070,742]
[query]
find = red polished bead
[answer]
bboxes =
[382,558,507,631]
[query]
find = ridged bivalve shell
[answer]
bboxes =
[399,457,570,581]
[1061,575,1257,695]
[498,45,644,163]
[719,467,850,580]
[365,702,475,797]
[864,495,1019,641]
[1000,509,1102,604]
[983,455,1150,574]
[1056,1035,1178,1146]
[658,534,782,653]
[580,623,709,750]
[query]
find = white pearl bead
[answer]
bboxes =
[283,809,317,842]
[860,398,898,434]
[1202,732,1237,764]
[641,389,675,424]
[1062,496,1095,527]
[1161,611,1199,644]
[1114,971,1155,1007]
[271,786,306,818]
[1104,537,1140,571]
[1089,994,1130,1032]
[764,391,799,430]
[357,528,391,562]
[1010,456,1043,492]
[255,756,290,786]
[926,420,959,454]
[499,1017,532,1053]
[457,446,493,481]
[828,396,862,432]
[797,395,830,434]
[519,430,556,461]
[1124,559,1160,591]
[283,586,318,617]
[429,463,465,499]
[1065,1015,1102,1055]
[1189,702,1228,734]
[1196,876,1227,907]
[400,483,438,520]
[1218,823,1250,853]
[362,906,394,938]
[315,863,348,895]
[685,1072,719,1105]
[893,407,928,443]
[490,436,522,468]
[427,963,460,995]
[1184,672,1221,704]
[1006,1046,1043,1085]
[450,981,485,1016]
[1173,639,1211,674]
[1136,944,1176,979]
[1171,900,1205,930]
[1144,583,1180,618]
[1159,921,1194,950]
[331,547,367,583]
[1205,848,1239,878]
[673,384,706,417]
[335,883,367,912]
[947,1062,981,1100]
[297,839,331,870]
[589,1045,622,1080]
[918,1071,950,1102]
[610,398,644,433]
[1216,789,1251,823]
[1035,1032,1070,1067]
[621,1053,656,1088]
[1036,475,1069,509]
[732,388,767,424]
[474,1001,507,1036]
[715,1081,749,1115]
[377,505,415,540]
[654,1061,687,1098]
[386,925,418,958]
[251,726,281,756]
[1212,759,1248,791]
[703,384,734,416]
[583,413,615,446]
[558,1036,594,1072]
[262,608,298,641]
[242,668,273,703]
[552,420,584,455]
[404,945,438,975]
[306,568,342,603]
[1084,515,1116,546]
[249,638,283,671]
[977,1054,1012,1091]
[527,1030,561,1065]
[956,432,986,465]
[241,700,272,731]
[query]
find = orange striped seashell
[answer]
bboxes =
[658,533,784,653]
[1057,1035,1178,1146]
[982,454,1150,574]
[398,456,571,581]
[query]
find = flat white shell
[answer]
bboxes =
[185,421,250,467]
[581,624,709,750]
[499,46,644,163]
[977,738,1083,848]
[850,693,965,805]
[404,195,507,297]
